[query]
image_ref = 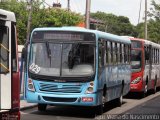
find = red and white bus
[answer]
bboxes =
[0,9,20,120]
[130,37,160,97]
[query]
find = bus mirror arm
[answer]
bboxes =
[22,44,28,63]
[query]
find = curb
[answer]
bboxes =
[20,104,37,111]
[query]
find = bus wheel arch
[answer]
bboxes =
[116,80,124,107]
[94,85,107,115]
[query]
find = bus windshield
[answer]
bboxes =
[131,40,142,48]
[29,31,95,78]
[131,50,142,72]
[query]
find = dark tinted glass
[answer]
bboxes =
[131,40,142,48]
[32,31,95,42]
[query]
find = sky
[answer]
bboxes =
[45,0,159,25]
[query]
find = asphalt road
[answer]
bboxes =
[21,91,160,120]
[123,95,160,114]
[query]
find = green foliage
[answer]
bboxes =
[0,0,83,44]
[1,0,159,43]
[0,0,28,44]
[136,0,160,42]
[90,11,138,37]
[43,9,83,27]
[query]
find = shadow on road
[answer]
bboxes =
[27,100,127,119]
[124,86,160,100]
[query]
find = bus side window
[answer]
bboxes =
[122,44,125,64]
[99,39,105,67]
[0,25,9,73]
[106,41,108,64]
[145,46,149,63]
[128,45,131,63]
[117,43,120,64]
[108,41,111,64]
[112,42,116,64]
[124,44,127,63]
[158,49,159,64]
[119,43,122,63]
[115,43,118,64]
[110,42,113,64]
[11,23,18,72]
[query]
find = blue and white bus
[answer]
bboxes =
[23,27,131,115]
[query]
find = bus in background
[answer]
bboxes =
[23,27,131,115]
[18,45,24,67]
[18,45,24,94]
[130,37,160,97]
[0,9,20,119]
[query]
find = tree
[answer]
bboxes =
[136,0,160,42]
[0,0,28,44]
[0,0,83,44]
[90,11,137,37]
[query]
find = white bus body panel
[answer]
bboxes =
[0,21,11,110]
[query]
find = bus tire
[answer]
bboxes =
[38,104,47,111]
[95,105,103,115]
[116,86,123,107]
[95,88,106,115]
[152,76,157,94]
[141,83,148,98]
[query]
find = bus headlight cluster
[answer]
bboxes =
[28,79,35,92]
[85,81,94,94]
[131,77,142,84]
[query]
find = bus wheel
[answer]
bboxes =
[38,104,47,111]
[144,84,148,93]
[116,90,123,107]
[141,84,148,98]
[95,90,106,115]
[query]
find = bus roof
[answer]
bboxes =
[0,9,16,22]
[129,37,160,48]
[32,27,131,44]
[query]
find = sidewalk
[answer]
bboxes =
[20,94,37,111]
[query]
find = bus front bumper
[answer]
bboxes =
[26,92,98,107]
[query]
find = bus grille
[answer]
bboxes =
[39,83,82,93]
[43,96,77,102]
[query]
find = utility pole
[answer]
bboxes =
[26,0,33,43]
[138,0,142,24]
[67,0,70,11]
[144,0,147,40]
[85,0,91,29]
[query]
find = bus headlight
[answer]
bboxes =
[85,81,94,94]
[131,77,142,84]
[28,79,35,92]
